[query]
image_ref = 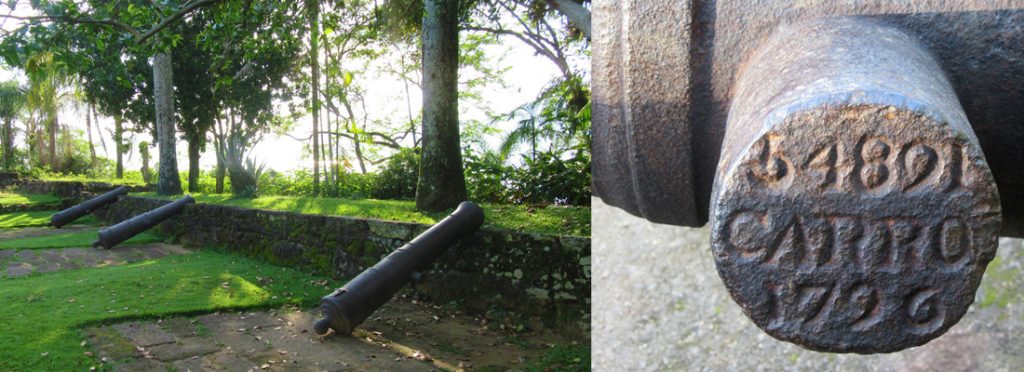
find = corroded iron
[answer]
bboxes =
[593,1,1024,235]
[50,186,128,228]
[93,195,194,249]
[710,18,1000,353]
[313,201,484,336]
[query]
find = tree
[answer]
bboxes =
[1,0,228,194]
[0,81,26,171]
[306,0,323,196]
[171,17,219,193]
[24,51,77,171]
[416,0,467,211]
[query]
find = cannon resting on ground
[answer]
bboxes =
[50,186,128,228]
[92,195,195,249]
[314,201,485,336]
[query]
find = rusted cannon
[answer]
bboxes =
[50,186,128,228]
[92,196,194,249]
[313,201,484,336]
[593,1,1023,353]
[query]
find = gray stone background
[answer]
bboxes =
[592,198,1024,371]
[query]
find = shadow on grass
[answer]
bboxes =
[0,250,335,370]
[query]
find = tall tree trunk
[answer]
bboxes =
[141,143,152,184]
[93,106,108,157]
[188,139,201,193]
[1,118,13,170]
[85,104,97,167]
[416,0,466,211]
[48,116,57,171]
[153,52,183,195]
[114,117,124,178]
[306,0,321,196]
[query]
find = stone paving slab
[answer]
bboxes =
[1,243,191,278]
[592,197,1024,371]
[92,297,584,371]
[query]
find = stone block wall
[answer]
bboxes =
[95,196,591,334]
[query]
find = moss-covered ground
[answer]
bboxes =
[137,192,590,236]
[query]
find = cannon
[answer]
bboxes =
[593,2,1024,353]
[313,201,485,336]
[50,186,128,228]
[92,195,194,249]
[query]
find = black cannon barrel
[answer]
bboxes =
[92,195,195,249]
[50,186,129,228]
[314,201,485,336]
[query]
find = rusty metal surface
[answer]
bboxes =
[710,18,1001,353]
[592,0,1024,235]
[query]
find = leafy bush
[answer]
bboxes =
[464,148,512,204]
[372,147,419,200]
[508,150,590,206]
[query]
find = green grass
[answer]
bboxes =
[0,192,61,206]
[0,211,97,229]
[530,344,590,372]
[0,227,163,250]
[36,174,146,187]
[0,250,335,370]
[136,192,590,236]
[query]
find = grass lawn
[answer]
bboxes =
[0,250,335,370]
[0,192,61,206]
[0,227,162,250]
[0,211,98,229]
[136,192,590,236]
[36,174,146,187]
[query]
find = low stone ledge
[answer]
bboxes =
[94,196,592,334]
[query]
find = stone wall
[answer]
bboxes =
[95,196,591,334]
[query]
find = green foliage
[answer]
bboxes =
[529,344,591,372]
[0,227,161,250]
[0,250,336,370]
[463,149,510,203]
[464,147,590,206]
[137,192,590,236]
[0,80,25,119]
[372,148,420,200]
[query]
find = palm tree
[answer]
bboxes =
[0,80,26,171]
[24,51,76,172]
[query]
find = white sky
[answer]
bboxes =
[0,6,581,173]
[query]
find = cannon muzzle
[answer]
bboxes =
[315,201,485,336]
[92,195,195,249]
[50,186,129,228]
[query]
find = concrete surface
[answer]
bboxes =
[592,197,1024,371]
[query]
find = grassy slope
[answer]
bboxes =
[0,193,61,206]
[0,250,334,370]
[0,228,162,250]
[0,211,96,229]
[137,192,590,236]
